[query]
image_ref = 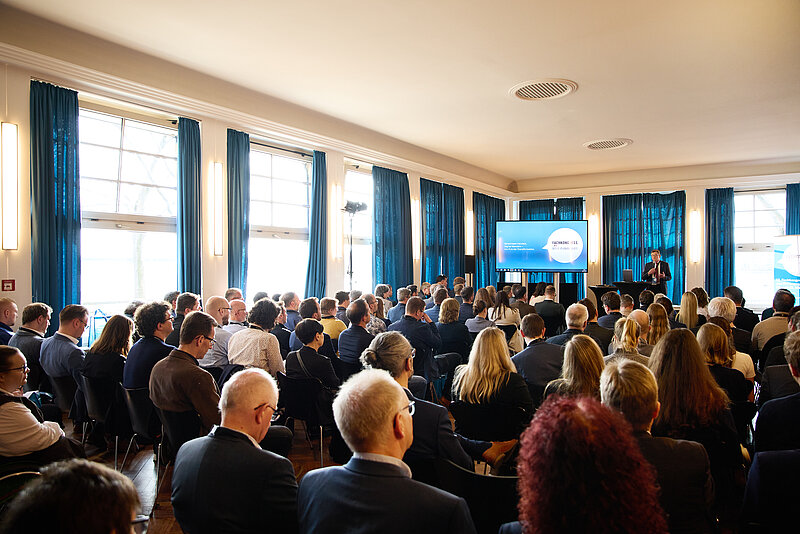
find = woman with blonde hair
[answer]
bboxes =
[485,285,497,305]
[474,287,492,309]
[649,329,743,528]
[697,323,752,403]
[646,302,669,346]
[675,291,705,330]
[544,334,605,400]
[607,318,648,365]
[452,327,533,440]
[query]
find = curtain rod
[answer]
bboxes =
[250,139,311,159]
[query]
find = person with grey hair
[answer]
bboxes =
[374,284,393,315]
[171,368,298,533]
[628,309,654,356]
[280,292,302,331]
[388,287,411,323]
[754,331,800,452]
[708,296,753,356]
[362,294,388,336]
[600,360,714,533]
[547,303,601,348]
[297,369,476,534]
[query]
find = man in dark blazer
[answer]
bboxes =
[512,314,564,408]
[424,287,448,324]
[287,298,336,359]
[458,286,475,323]
[534,285,566,336]
[172,368,298,534]
[741,449,800,531]
[337,300,375,365]
[334,291,350,326]
[123,301,175,389]
[546,303,602,348]
[281,292,303,331]
[580,298,613,355]
[601,360,715,534]
[597,291,623,329]
[510,286,535,320]
[757,364,800,408]
[165,292,201,347]
[388,297,442,381]
[8,302,52,392]
[754,331,800,452]
[641,249,671,295]
[40,305,89,386]
[297,369,476,534]
[387,288,410,324]
[724,286,760,332]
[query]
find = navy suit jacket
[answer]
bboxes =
[172,426,298,534]
[436,321,472,363]
[597,310,623,329]
[546,328,601,348]
[271,323,292,358]
[298,457,475,534]
[403,389,472,470]
[584,322,614,355]
[387,316,442,380]
[757,364,800,407]
[742,450,800,531]
[458,302,474,323]
[164,314,185,347]
[285,310,302,331]
[534,300,566,336]
[122,336,174,389]
[387,302,406,324]
[754,391,800,452]
[424,305,441,324]
[511,339,564,389]
[337,325,374,364]
[0,322,13,345]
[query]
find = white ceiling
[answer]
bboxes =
[6,0,800,183]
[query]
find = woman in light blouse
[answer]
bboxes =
[227,297,285,378]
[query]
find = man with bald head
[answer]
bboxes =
[197,296,233,369]
[224,299,248,335]
[172,369,298,533]
[0,298,18,345]
[298,369,475,534]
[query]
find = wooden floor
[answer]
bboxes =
[83,426,339,534]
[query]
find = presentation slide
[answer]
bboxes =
[496,220,588,273]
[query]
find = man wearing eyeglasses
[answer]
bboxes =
[298,369,475,534]
[123,301,176,390]
[150,311,222,441]
[197,296,233,370]
[172,368,298,533]
[40,304,89,389]
[0,346,84,463]
[9,302,52,392]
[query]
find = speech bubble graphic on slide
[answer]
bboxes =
[543,228,584,264]
[778,241,800,277]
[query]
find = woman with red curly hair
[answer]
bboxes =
[500,396,668,534]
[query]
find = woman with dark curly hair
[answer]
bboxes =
[649,328,744,529]
[500,396,668,534]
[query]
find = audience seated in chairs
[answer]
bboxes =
[0,459,139,534]
[464,300,493,335]
[387,297,442,382]
[197,296,233,370]
[707,314,756,383]
[123,301,174,390]
[547,303,601,349]
[649,329,744,530]
[288,298,337,359]
[436,298,472,365]
[500,396,668,534]
[172,369,298,534]
[286,319,340,390]
[336,299,374,381]
[601,359,715,534]
[451,327,533,442]
[581,298,613,355]
[605,317,649,366]
[8,302,52,393]
[511,313,564,410]
[0,347,84,466]
[227,298,285,378]
[646,302,669,346]
[544,334,605,401]
[724,285,760,333]
[164,292,201,347]
[697,323,754,404]
[754,330,800,453]
[676,291,707,331]
[297,369,476,534]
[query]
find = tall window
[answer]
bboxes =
[734,189,786,311]
[79,108,178,316]
[246,147,312,297]
[343,169,374,292]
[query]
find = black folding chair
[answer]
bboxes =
[120,386,161,472]
[49,375,77,415]
[156,408,201,461]
[81,375,125,468]
[0,471,41,515]
[277,372,325,468]
[434,458,519,534]
[449,400,530,442]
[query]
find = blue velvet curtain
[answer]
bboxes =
[305,151,327,299]
[556,197,586,299]
[787,183,800,235]
[373,166,413,292]
[177,118,202,294]
[705,187,735,298]
[602,194,645,290]
[420,179,465,284]
[642,191,685,302]
[226,128,250,294]
[442,183,465,284]
[473,192,505,289]
[29,81,81,335]
[518,200,555,284]
[420,178,443,282]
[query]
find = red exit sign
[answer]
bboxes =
[1,280,15,292]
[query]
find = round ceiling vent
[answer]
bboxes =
[583,138,633,150]
[510,79,578,100]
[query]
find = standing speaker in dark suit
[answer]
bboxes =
[641,250,671,295]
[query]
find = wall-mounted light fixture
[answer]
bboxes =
[1,123,18,251]
[588,213,599,264]
[213,162,223,256]
[466,209,474,255]
[689,209,701,263]
[411,198,421,261]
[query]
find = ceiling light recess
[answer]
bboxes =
[510,78,578,101]
[583,138,633,151]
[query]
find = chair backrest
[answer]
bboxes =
[0,471,41,513]
[331,356,361,383]
[276,371,324,426]
[81,374,117,424]
[449,400,530,442]
[435,458,519,534]
[156,408,201,455]
[49,375,78,413]
[217,364,245,389]
[496,324,517,343]
[121,386,159,441]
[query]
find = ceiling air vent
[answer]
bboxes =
[583,138,633,150]
[510,79,578,100]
